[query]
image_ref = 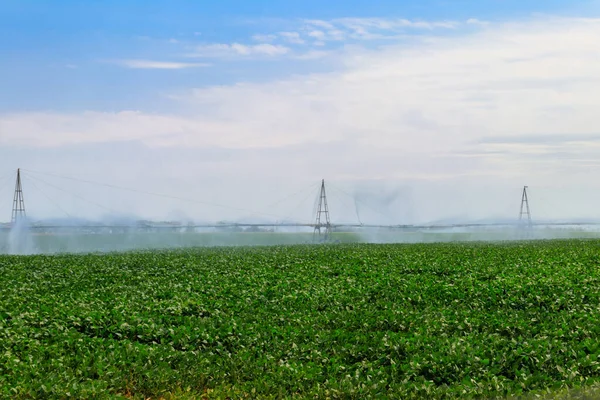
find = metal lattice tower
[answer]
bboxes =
[11,168,26,225]
[313,179,331,242]
[519,185,532,227]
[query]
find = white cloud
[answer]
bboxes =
[0,111,198,147]
[278,31,305,44]
[326,29,346,41]
[307,30,325,39]
[299,17,459,42]
[5,16,600,205]
[303,19,336,30]
[252,33,277,42]
[466,18,490,26]
[190,43,290,58]
[182,17,462,61]
[292,50,330,60]
[331,17,458,31]
[112,59,210,69]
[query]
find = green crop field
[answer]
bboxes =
[2,240,600,398]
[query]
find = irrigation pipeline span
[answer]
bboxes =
[2,221,600,233]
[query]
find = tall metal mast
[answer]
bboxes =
[519,185,532,227]
[11,168,26,225]
[313,179,331,242]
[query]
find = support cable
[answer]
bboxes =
[22,169,287,220]
[265,182,320,210]
[0,171,15,187]
[327,183,389,221]
[0,171,16,199]
[354,198,363,225]
[0,175,13,200]
[325,188,356,224]
[283,185,321,223]
[23,173,119,215]
[23,175,72,219]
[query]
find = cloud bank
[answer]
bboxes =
[112,59,210,69]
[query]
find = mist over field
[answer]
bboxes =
[3,219,600,255]
[3,169,600,254]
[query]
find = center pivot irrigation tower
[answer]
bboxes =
[519,185,532,227]
[11,168,26,225]
[313,179,331,242]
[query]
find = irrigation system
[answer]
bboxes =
[2,168,593,242]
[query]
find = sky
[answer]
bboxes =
[1,0,600,224]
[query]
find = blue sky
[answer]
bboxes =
[1,0,600,223]
[0,0,593,111]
